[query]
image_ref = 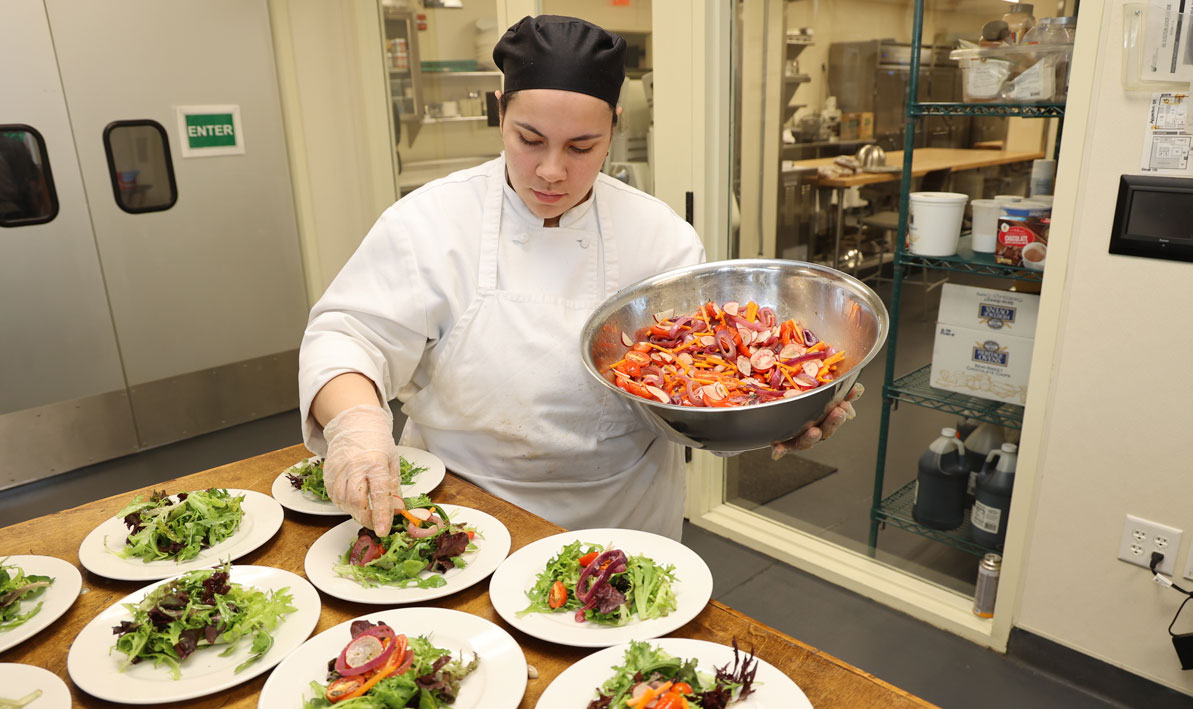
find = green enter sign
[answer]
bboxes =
[184,113,237,149]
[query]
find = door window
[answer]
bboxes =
[103,120,178,214]
[0,125,58,227]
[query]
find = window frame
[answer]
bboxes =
[102,119,178,214]
[0,124,60,228]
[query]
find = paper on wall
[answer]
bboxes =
[1141,1,1193,84]
[1142,91,1193,173]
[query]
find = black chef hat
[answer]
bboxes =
[492,15,626,107]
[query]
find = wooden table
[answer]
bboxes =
[784,147,1045,269]
[0,445,936,708]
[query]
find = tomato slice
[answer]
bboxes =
[578,551,600,567]
[349,534,382,566]
[656,693,689,709]
[325,675,367,702]
[548,580,568,609]
[671,682,693,695]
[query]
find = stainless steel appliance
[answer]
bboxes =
[829,40,974,151]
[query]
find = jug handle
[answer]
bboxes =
[949,437,966,458]
[985,449,1002,467]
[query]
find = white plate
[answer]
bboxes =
[67,565,320,705]
[0,555,82,654]
[0,663,72,709]
[535,638,812,708]
[271,448,447,516]
[488,528,714,648]
[77,489,284,581]
[304,504,511,604]
[259,606,526,709]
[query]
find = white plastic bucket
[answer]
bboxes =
[908,192,968,256]
[994,194,1024,203]
[971,199,1001,253]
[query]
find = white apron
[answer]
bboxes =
[398,165,683,538]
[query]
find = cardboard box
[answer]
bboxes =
[840,112,874,141]
[930,324,1035,405]
[935,283,1040,337]
[929,284,1039,405]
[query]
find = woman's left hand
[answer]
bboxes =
[770,383,864,460]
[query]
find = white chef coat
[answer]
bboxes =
[299,155,704,538]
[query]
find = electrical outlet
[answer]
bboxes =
[1119,514,1182,575]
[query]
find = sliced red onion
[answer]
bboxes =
[715,329,735,357]
[759,307,777,328]
[685,378,706,406]
[769,368,784,388]
[691,319,709,332]
[729,313,766,332]
[668,316,692,339]
[802,328,819,346]
[796,374,818,387]
[781,351,826,366]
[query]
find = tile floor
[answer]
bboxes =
[0,406,1126,708]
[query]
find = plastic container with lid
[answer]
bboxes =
[913,428,969,531]
[951,44,1072,103]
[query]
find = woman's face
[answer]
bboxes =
[499,89,616,222]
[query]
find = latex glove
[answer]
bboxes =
[770,383,863,460]
[322,404,406,535]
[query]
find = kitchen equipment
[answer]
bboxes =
[973,553,1002,618]
[971,198,1002,252]
[856,143,887,170]
[580,260,889,451]
[912,428,968,530]
[908,192,968,256]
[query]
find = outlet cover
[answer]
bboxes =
[1119,514,1182,575]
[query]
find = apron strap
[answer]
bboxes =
[477,160,506,291]
[592,179,621,297]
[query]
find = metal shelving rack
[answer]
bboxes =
[868,0,1065,558]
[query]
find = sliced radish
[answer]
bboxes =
[652,308,674,323]
[656,351,674,363]
[713,364,726,372]
[737,326,754,345]
[736,355,752,376]
[677,353,694,367]
[406,507,432,522]
[751,349,776,370]
[612,369,631,380]
[621,332,634,347]
[699,335,715,347]
[702,383,726,402]
[779,343,805,360]
[646,385,670,404]
[803,361,820,378]
[722,301,740,316]
[784,389,801,398]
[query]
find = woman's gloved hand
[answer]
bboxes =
[770,383,863,460]
[322,404,406,535]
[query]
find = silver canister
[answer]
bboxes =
[973,552,1002,618]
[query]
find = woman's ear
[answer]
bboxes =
[495,90,504,126]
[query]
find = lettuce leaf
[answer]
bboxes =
[115,489,244,563]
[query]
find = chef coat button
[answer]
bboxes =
[578,238,590,248]
[514,233,529,244]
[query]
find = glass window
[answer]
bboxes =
[0,125,58,227]
[103,120,177,214]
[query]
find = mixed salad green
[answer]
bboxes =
[303,619,479,708]
[334,497,477,589]
[288,457,428,502]
[519,542,678,626]
[587,640,759,709]
[111,563,296,679]
[115,489,245,562]
[0,560,53,632]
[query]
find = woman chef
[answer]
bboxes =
[298,15,859,540]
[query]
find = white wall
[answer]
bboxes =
[268,0,397,301]
[1012,0,1193,695]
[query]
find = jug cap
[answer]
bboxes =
[941,427,957,438]
[1001,443,1018,453]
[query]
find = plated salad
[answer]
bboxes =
[610,300,846,407]
[116,489,245,562]
[0,560,53,631]
[111,563,296,679]
[519,542,677,626]
[588,640,758,709]
[334,497,477,589]
[288,457,428,502]
[303,619,479,708]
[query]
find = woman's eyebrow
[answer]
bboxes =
[513,121,602,142]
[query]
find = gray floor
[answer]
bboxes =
[1,404,1126,708]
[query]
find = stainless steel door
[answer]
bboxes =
[45,0,308,448]
[0,0,139,485]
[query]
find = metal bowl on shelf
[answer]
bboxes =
[580,259,889,451]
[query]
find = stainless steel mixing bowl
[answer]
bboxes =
[580,259,889,451]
